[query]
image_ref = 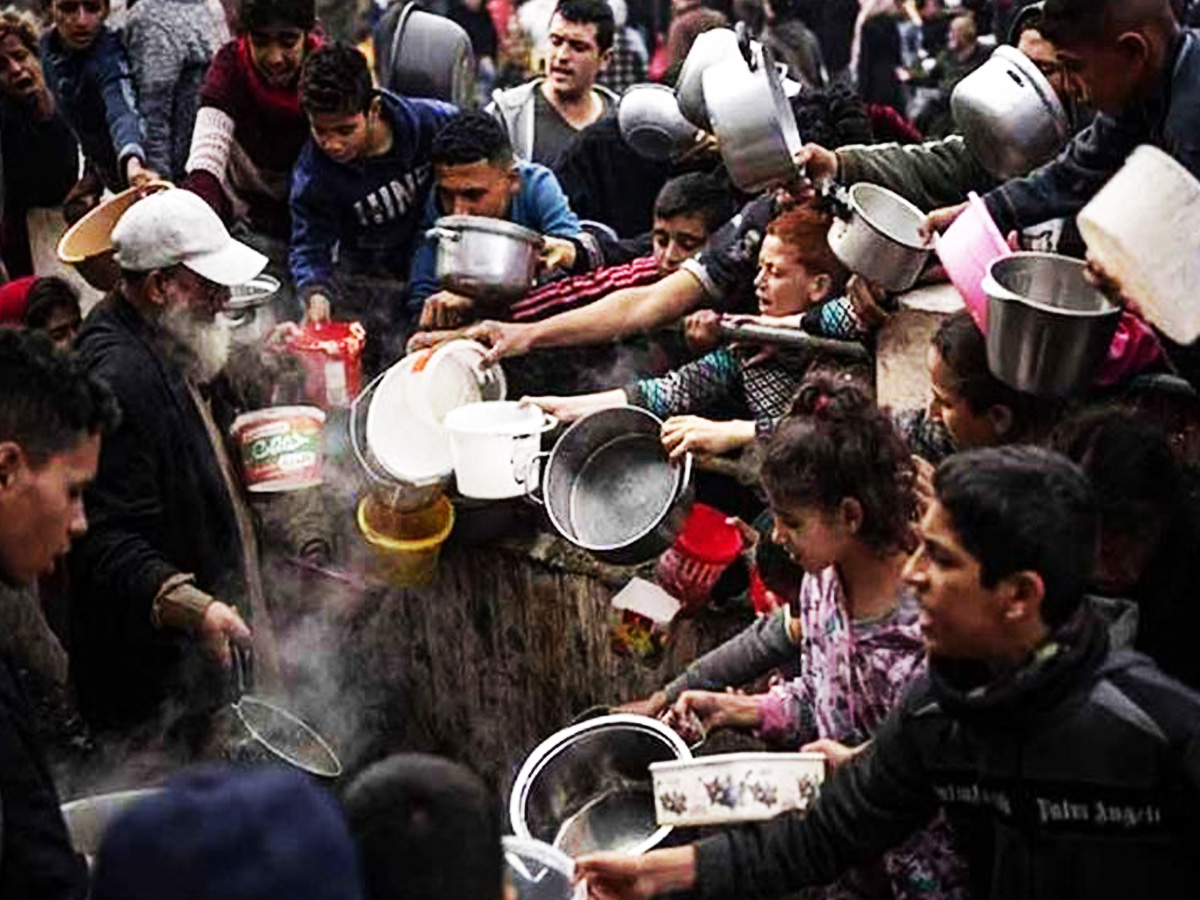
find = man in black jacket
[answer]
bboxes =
[70,188,262,738]
[577,446,1200,899]
[0,330,118,898]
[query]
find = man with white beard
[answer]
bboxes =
[68,188,266,745]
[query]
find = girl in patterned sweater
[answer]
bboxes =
[527,206,852,461]
[628,376,968,900]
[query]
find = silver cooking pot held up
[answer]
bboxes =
[951,45,1070,180]
[618,84,703,161]
[702,45,802,194]
[428,215,544,301]
[983,252,1120,396]
[375,0,475,106]
[674,27,743,130]
[509,714,692,858]
[826,183,933,293]
[527,406,693,566]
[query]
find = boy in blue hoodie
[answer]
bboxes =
[409,109,582,330]
[40,0,157,216]
[290,41,455,362]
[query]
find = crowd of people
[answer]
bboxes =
[1,0,1200,895]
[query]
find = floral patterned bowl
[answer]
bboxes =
[649,752,826,826]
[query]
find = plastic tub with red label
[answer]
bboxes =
[287,321,366,409]
[231,406,326,492]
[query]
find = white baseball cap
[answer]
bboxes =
[111,188,268,286]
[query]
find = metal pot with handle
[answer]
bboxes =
[526,407,693,566]
[951,45,1070,180]
[428,215,545,301]
[825,182,933,292]
[375,0,475,106]
[702,44,802,194]
[674,27,743,130]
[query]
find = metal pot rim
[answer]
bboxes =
[542,408,691,553]
[984,253,1119,318]
[434,215,544,247]
[224,273,282,311]
[233,695,343,778]
[843,183,933,252]
[509,714,692,854]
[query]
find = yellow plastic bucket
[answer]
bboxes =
[357,493,454,587]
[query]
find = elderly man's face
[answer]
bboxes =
[0,35,46,107]
[151,266,233,381]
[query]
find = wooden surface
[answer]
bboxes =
[326,530,748,795]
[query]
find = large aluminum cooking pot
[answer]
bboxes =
[217,274,281,345]
[61,789,162,864]
[374,0,475,106]
[674,27,743,130]
[952,45,1070,180]
[827,183,933,292]
[618,84,703,161]
[428,215,544,300]
[509,714,691,858]
[983,252,1121,396]
[528,406,693,566]
[702,47,802,194]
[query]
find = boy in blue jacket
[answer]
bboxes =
[410,109,582,330]
[40,0,157,213]
[290,41,455,363]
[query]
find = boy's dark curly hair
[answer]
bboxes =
[762,374,916,553]
[790,84,874,150]
[431,111,514,168]
[239,0,315,33]
[300,42,373,117]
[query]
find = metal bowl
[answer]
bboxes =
[618,85,703,161]
[952,45,1070,180]
[828,183,933,292]
[983,252,1120,396]
[509,714,691,858]
[217,273,282,345]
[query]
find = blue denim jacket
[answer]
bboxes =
[984,30,1200,233]
[40,27,146,191]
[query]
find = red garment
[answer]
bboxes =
[184,33,323,238]
[0,276,35,325]
[865,103,923,144]
[510,255,663,322]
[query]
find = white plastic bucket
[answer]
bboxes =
[443,401,557,500]
[1078,144,1200,343]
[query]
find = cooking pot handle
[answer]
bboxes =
[425,226,462,243]
[523,451,551,505]
[232,643,254,698]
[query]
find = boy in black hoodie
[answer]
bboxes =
[577,446,1200,900]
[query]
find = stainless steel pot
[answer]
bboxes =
[674,27,742,130]
[702,46,802,194]
[983,252,1120,396]
[217,274,281,346]
[61,789,162,865]
[428,215,544,301]
[509,714,691,858]
[375,0,475,106]
[827,183,933,292]
[528,407,693,566]
[951,45,1070,180]
[618,84,703,161]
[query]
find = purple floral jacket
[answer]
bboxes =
[756,566,968,900]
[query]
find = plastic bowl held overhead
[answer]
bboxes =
[935,192,1011,330]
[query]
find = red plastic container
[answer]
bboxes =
[656,503,744,611]
[288,321,366,409]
